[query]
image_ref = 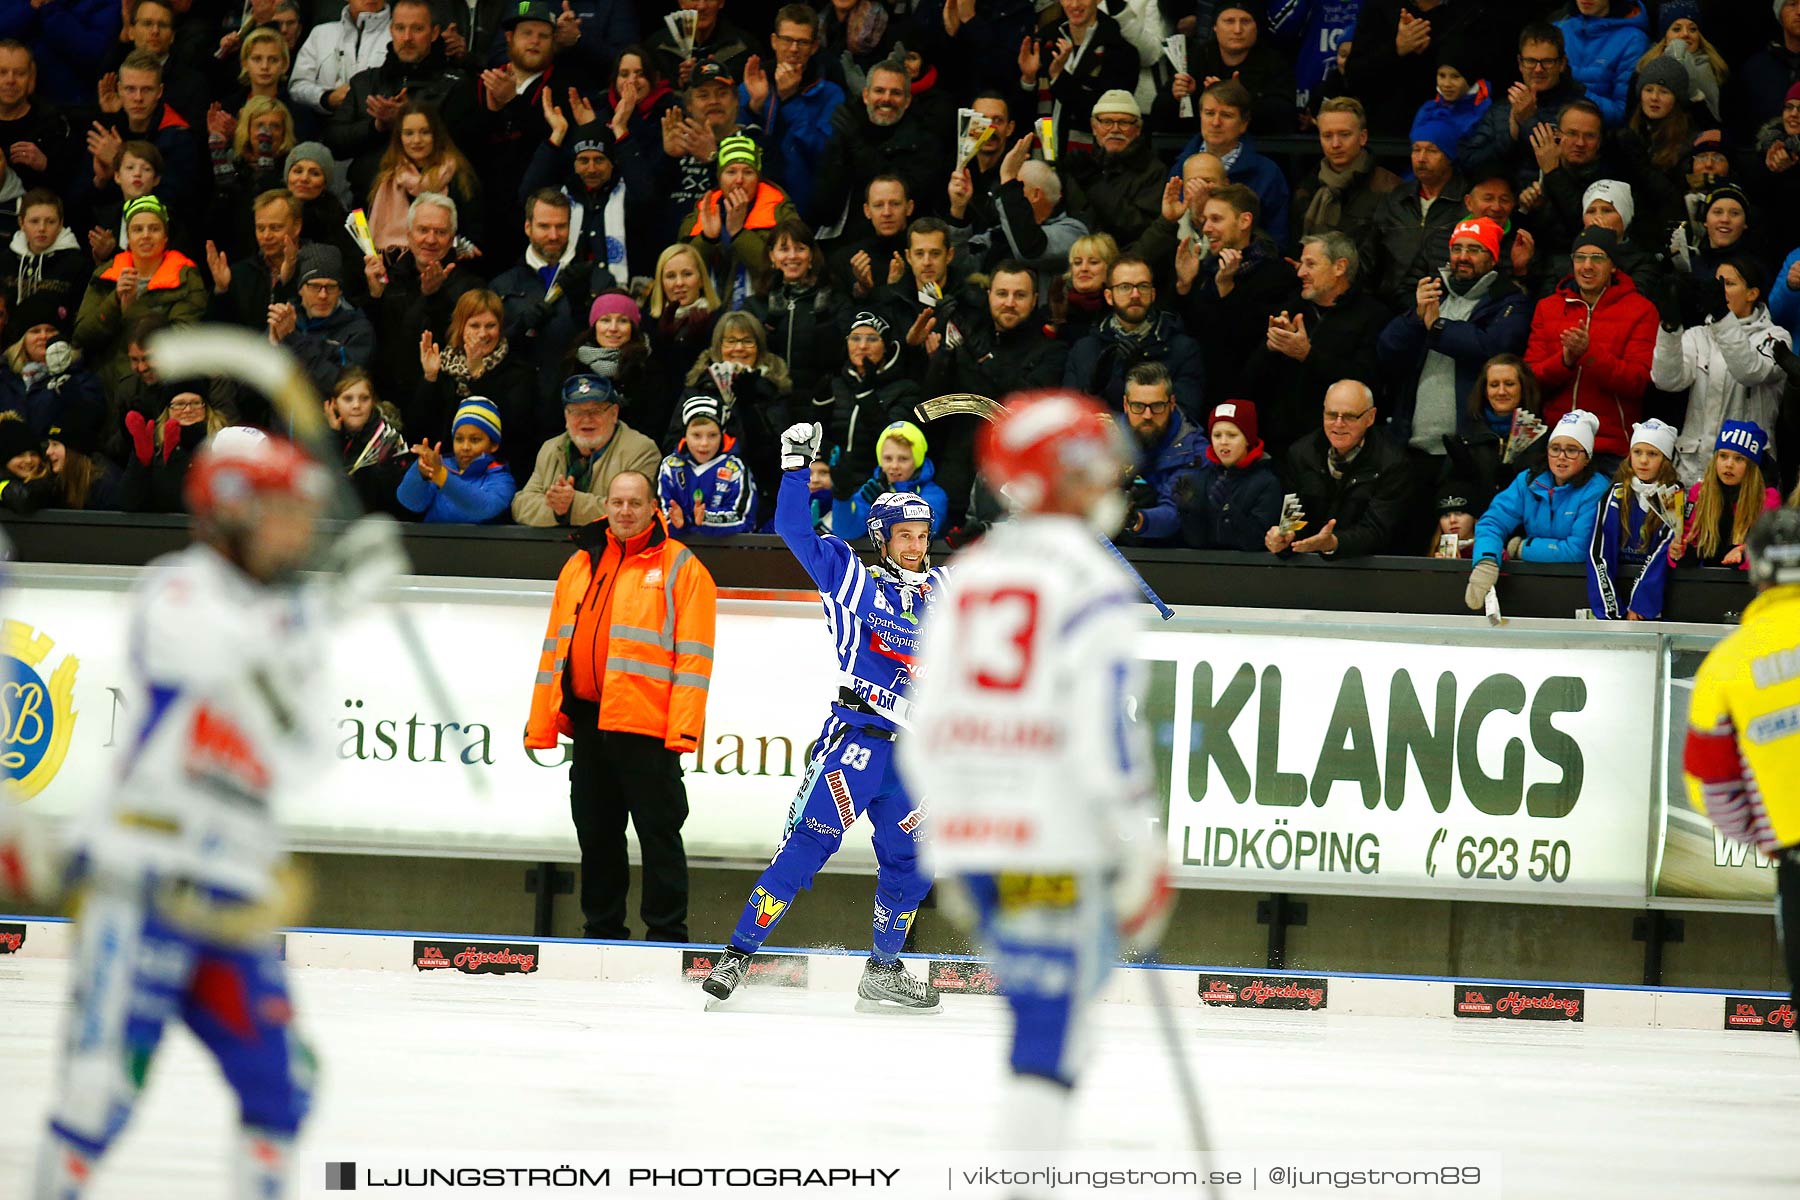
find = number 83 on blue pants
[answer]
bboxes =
[728,719,930,960]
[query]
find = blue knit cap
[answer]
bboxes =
[1409,105,1464,160]
[1659,0,1700,35]
[1718,420,1770,464]
[453,397,502,447]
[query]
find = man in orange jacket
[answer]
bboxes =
[526,471,719,941]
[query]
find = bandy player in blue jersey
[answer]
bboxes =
[701,421,945,1012]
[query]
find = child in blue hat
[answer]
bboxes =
[396,397,516,523]
[1675,420,1782,569]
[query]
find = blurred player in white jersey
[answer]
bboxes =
[20,428,402,1200]
[901,391,1173,1167]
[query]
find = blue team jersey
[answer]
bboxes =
[657,447,759,536]
[772,469,947,731]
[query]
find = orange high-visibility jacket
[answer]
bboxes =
[525,514,717,754]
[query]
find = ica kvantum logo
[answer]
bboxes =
[3,619,79,798]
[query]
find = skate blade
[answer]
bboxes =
[853,996,942,1015]
[702,991,738,1011]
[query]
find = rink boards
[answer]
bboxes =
[1,916,1785,1035]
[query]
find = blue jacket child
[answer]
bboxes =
[657,394,759,537]
[842,420,948,539]
[395,397,517,523]
[1473,409,1611,564]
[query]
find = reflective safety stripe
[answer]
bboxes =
[542,638,559,652]
[606,657,675,683]
[613,623,674,651]
[536,671,554,685]
[673,671,712,691]
[674,640,714,659]
[552,658,565,673]
[664,548,694,644]
[558,623,575,638]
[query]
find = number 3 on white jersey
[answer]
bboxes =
[957,587,1041,692]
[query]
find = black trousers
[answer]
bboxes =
[1781,855,1800,1016]
[568,724,691,942]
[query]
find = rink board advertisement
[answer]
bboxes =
[1652,648,1780,904]
[1140,630,1657,904]
[1,575,856,867]
[0,569,1691,905]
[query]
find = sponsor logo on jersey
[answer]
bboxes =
[804,817,841,837]
[873,901,891,931]
[826,770,856,828]
[412,940,540,975]
[1453,985,1582,1021]
[897,804,927,834]
[681,950,809,988]
[1746,703,1800,744]
[929,960,999,995]
[2,621,80,800]
[943,816,1036,847]
[0,921,25,954]
[1199,974,1328,1011]
[893,908,916,932]
[751,886,788,929]
[187,704,272,796]
[1724,996,1798,1031]
[643,568,664,587]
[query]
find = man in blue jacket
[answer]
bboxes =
[1166,78,1291,248]
[739,4,843,220]
[1117,362,1201,546]
[1377,217,1531,463]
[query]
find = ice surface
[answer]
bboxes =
[2,960,1797,1198]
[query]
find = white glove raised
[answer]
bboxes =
[321,514,409,613]
[1465,558,1500,611]
[1669,225,1693,273]
[780,421,824,473]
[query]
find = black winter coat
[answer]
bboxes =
[1061,135,1168,249]
[813,106,952,240]
[1179,448,1284,552]
[1280,428,1416,558]
[1244,284,1391,460]
[826,349,920,500]
[1063,311,1207,422]
[747,280,852,403]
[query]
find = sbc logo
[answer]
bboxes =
[3,621,80,799]
[751,886,787,929]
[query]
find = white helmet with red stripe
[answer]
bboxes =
[184,426,329,525]
[977,390,1132,531]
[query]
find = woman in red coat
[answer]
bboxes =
[1524,227,1659,465]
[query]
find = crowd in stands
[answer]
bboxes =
[0,0,1795,616]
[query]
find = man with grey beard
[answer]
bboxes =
[513,375,661,526]
[811,56,951,236]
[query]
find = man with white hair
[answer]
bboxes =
[361,190,483,400]
[950,133,1088,281]
[513,374,661,527]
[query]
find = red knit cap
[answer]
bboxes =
[1208,399,1259,447]
[1450,217,1503,262]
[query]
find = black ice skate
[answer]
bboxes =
[701,946,752,1006]
[854,957,941,1014]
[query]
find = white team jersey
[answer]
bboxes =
[68,544,330,900]
[901,515,1152,871]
